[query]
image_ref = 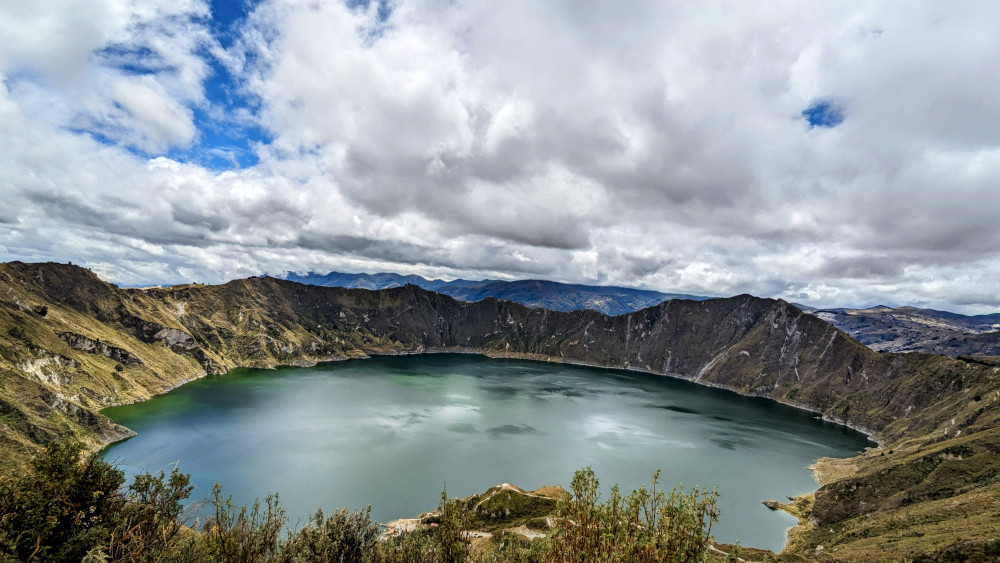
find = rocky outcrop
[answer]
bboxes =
[58,332,140,365]
[18,353,79,386]
[119,316,199,352]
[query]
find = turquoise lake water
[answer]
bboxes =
[101,354,873,551]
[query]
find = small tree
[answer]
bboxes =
[107,468,193,560]
[436,487,471,563]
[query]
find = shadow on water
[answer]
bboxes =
[644,403,700,414]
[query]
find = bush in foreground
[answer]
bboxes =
[548,467,719,563]
[0,442,720,562]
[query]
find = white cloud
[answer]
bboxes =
[0,0,211,152]
[101,75,198,151]
[1,0,1000,313]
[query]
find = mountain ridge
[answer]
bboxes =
[288,270,1000,357]
[283,270,709,316]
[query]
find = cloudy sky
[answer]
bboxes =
[2,1,999,313]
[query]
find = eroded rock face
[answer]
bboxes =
[119,316,198,352]
[152,327,198,351]
[71,404,137,443]
[19,353,78,386]
[58,332,140,365]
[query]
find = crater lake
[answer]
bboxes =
[101,354,873,551]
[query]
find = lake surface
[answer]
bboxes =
[101,354,872,551]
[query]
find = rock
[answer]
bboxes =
[58,332,141,365]
[762,499,781,510]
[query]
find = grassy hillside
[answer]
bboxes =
[1,261,998,559]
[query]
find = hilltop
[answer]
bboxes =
[284,270,708,316]
[1,261,999,560]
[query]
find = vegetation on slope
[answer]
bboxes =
[781,428,1000,561]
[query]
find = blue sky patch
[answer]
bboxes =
[188,0,270,168]
[184,51,271,169]
[78,0,271,169]
[209,0,258,48]
[347,0,395,23]
[802,99,845,129]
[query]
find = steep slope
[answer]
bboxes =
[0,263,208,465]
[2,261,999,559]
[786,428,1000,560]
[284,270,707,316]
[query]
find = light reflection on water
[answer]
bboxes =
[101,354,872,551]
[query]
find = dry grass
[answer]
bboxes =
[810,457,862,486]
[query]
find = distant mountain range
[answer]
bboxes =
[797,304,1000,356]
[285,271,1000,357]
[283,271,710,316]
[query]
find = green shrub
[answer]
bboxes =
[525,517,550,531]
[196,484,286,562]
[378,528,441,563]
[281,506,380,562]
[0,441,127,561]
[547,467,719,563]
[437,487,471,563]
[107,468,193,561]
